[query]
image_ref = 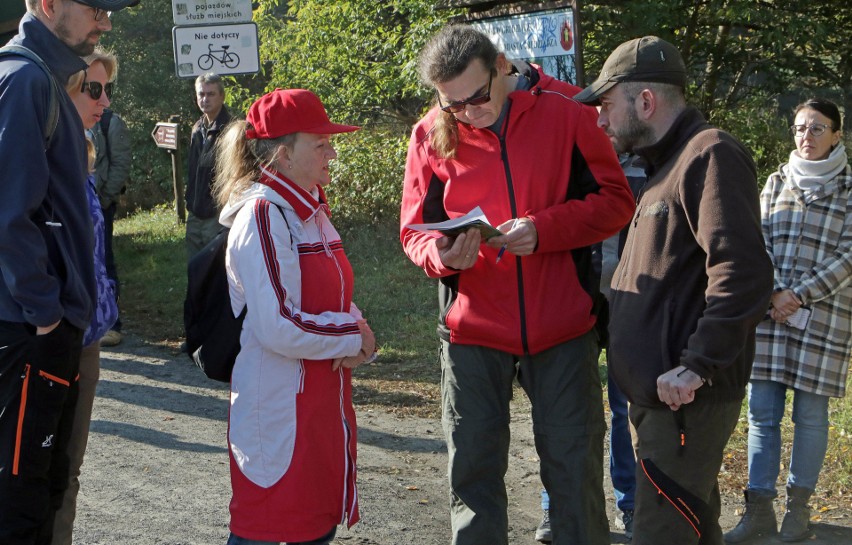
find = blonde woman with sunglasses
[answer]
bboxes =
[49,47,119,545]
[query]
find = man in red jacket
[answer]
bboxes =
[400,24,635,545]
[575,36,773,545]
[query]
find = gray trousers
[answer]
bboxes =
[185,211,222,260]
[440,331,609,545]
[629,398,741,545]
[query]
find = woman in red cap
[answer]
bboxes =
[212,88,376,545]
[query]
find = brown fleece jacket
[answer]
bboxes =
[607,107,773,408]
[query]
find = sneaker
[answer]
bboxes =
[100,329,122,347]
[614,509,634,540]
[535,509,552,543]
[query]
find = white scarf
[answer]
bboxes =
[785,143,848,192]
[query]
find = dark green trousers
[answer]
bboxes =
[629,398,741,545]
[440,332,609,545]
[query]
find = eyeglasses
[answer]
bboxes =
[438,73,493,114]
[790,123,831,137]
[81,79,113,100]
[70,0,112,22]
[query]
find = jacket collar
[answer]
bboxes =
[258,166,329,222]
[635,106,710,176]
[200,106,231,132]
[9,13,88,84]
[505,62,549,116]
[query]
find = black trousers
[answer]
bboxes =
[0,320,83,545]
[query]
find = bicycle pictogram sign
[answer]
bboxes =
[198,43,240,70]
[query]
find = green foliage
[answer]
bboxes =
[254,0,453,128]
[708,94,791,184]
[326,128,410,224]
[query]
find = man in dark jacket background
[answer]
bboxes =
[186,72,230,258]
[575,37,773,545]
[0,0,136,543]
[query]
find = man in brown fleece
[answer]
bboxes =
[574,37,773,545]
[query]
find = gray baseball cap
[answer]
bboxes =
[574,36,686,105]
[73,0,140,10]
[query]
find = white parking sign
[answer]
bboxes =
[172,23,259,78]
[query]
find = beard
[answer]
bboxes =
[609,105,653,154]
[54,14,100,56]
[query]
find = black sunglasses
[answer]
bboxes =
[81,80,113,100]
[438,73,493,114]
[70,0,112,22]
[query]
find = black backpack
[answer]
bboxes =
[0,44,60,149]
[183,202,287,382]
[183,227,244,382]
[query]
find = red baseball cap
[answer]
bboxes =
[245,89,359,139]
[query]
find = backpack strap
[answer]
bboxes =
[0,44,61,149]
[99,108,113,156]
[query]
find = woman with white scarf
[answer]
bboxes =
[726,98,851,544]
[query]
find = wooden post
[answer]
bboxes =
[168,114,186,223]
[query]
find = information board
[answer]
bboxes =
[472,8,578,85]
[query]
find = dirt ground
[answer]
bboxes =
[71,334,852,544]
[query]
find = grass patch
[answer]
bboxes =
[113,205,186,347]
[114,209,852,502]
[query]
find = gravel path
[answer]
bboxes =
[71,335,851,544]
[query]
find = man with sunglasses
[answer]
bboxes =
[400,25,635,545]
[0,0,137,543]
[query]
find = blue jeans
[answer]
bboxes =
[225,526,336,545]
[541,373,635,513]
[747,380,830,494]
[607,372,635,512]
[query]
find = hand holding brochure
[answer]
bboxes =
[406,206,504,239]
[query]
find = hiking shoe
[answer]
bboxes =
[615,509,634,540]
[100,329,122,347]
[535,509,552,543]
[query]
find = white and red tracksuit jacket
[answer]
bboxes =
[400,63,636,355]
[220,167,362,542]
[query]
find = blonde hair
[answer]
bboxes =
[66,48,119,94]
[213,119,295,207]
[85,137,96,172]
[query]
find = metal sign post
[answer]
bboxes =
[151,119,185,222]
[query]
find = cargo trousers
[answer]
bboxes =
[0,319,83,545]
[440,331,609,545]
